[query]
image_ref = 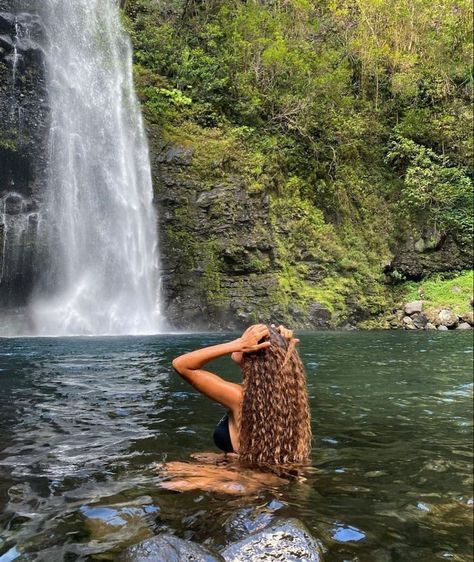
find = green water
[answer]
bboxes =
[0,332,472,561]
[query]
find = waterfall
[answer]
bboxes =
[30,0,162,335]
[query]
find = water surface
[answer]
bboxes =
[0,332,472,561]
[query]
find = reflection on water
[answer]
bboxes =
[0,332,472,561]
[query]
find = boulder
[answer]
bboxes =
[308,303,331,329]
[456,322,472,330]
[438,325,449,331]
[221,518,324,562]
[395,309,405,321]
[437,309,458,328]
[425,308,440,326]
[120,534,224,562]
[411,312,428,329]
[460,311,473,325]
[404,301,423,315]
[403,316,415,329]
[224,501,286,542]
[425,323,437,330]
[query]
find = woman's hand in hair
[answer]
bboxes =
[237,324,271,353]
[276,324,300,344]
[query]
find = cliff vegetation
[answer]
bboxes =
[123,0,473,329]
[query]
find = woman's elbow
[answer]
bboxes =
[172,357,184,373]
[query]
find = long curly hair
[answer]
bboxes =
[238,326,311,466]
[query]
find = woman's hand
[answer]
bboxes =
[236,324,271,353]
[275,324,300,344]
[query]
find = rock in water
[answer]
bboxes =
[456,322,472,330]
[224,501,286,542]
[120,534,224,562]
[438,325,449,331]
[404,301,423,315]
[221,518,324,562]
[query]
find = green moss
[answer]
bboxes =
[0,136,19,151]
[200,241,225,305]
[401,271,473,314]
[268,192,391,325]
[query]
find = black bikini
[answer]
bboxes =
[213,414,234,453]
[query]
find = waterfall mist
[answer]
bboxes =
[30,0,162,335]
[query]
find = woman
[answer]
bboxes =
[172,324,311,466]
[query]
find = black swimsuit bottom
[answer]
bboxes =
[213,414,234,453]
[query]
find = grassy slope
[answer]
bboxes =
[402,271,473,315]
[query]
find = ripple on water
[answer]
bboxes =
[0,332,472,561]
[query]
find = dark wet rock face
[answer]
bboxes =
[153,137,340,330]
[308,303,332,329]
[154,146,282,330]
[221,518,324,562]
[121,534,224,562]
[0,0,48,307]
[388,230,472,281]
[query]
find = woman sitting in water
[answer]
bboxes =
[172,324,311,466]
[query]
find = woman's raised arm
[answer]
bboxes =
[172,325,270,410]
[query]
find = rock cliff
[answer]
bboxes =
[0,0,47,308]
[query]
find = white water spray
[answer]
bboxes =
[32,0,162,335]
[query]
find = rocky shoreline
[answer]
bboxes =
[388,300,473,331]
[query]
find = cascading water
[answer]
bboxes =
[31,0,162,335]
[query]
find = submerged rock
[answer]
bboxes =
[224,500,287,542]
[221,518,324,562]
[121,534,224,562]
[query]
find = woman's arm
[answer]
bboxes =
[172,325,270,410]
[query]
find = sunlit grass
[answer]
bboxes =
[403,270,473,314]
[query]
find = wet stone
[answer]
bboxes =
[120,534,224,562]
[224,501,286,542]
[221,518,324,562]
[0,33,14,49]
[0,12,16,33]
[4,194,25,215]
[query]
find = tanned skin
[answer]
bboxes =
[172,324,295,452]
